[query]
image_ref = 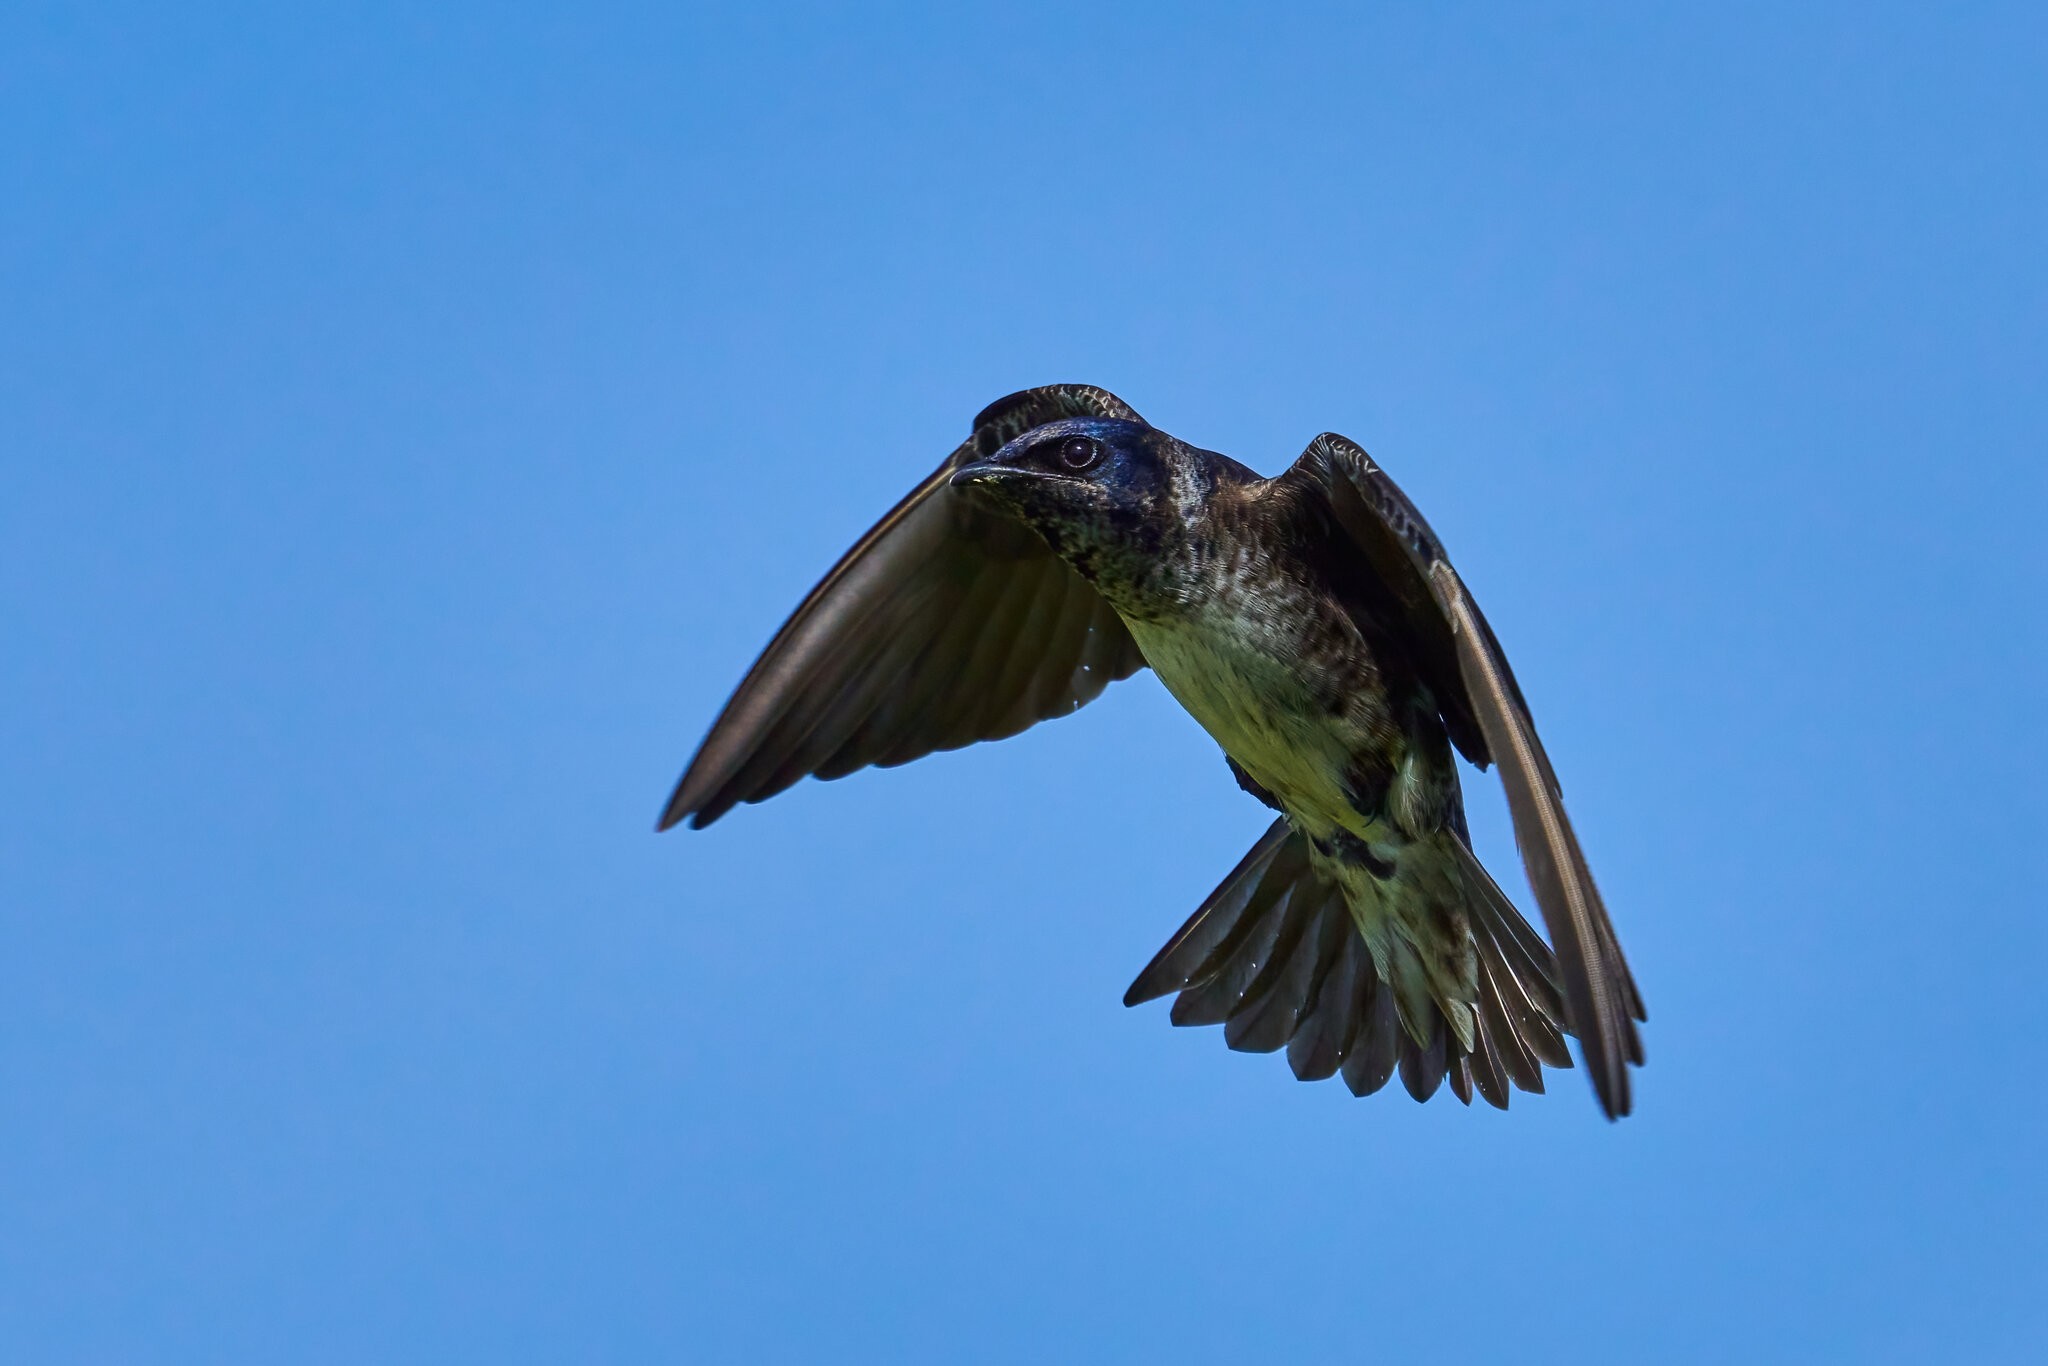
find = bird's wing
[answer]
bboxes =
[660,385,1150,830]
[1283,432,1646,1119]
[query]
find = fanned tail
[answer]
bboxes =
[1124,819,1576,1109]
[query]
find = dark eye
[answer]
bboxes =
[1056,436,1102,471]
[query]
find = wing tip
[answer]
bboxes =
[656,781,723,832]
[1583,1037,1635,1121]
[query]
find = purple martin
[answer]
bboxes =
[661,385,1645,1117]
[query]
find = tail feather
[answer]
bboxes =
[1475,952,1546,1093]
[1466,1005,1514,1107]
[1398,1015,1450,1102]
[1340,978,1402,1097]
[1473,914,1572,1071]
[1285,926,1366,1081]
[1224,890,1345,1054]
[1124,820,1300,1008]
[1168,889,1294,1027]
[1126,819,1581,1111]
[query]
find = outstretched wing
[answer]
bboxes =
[660,385,1150,831]
[1284,433,1646,1119]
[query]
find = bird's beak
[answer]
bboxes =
[950,459,1049,491]
[949,460,1011,490]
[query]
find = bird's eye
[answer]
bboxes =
[1056,436,1102,472]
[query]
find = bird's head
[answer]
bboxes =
[950,416,1203,609]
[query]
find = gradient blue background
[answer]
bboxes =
[5,4,2044,1362]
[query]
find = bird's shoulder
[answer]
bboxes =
[1186,460,1357,605]
[1147,470,1375,677]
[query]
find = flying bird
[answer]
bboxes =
[660,385,1645,1117]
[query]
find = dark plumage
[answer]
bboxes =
[661,385,1646,1118]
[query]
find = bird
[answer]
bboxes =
[659,384,1645,1118]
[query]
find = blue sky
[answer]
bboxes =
[4,4,2045,1362]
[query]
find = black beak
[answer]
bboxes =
[950,460,1052,491]
[949,460,1010,489]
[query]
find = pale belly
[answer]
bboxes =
[1129,606,1477,1044]
[1125,612,1376,842]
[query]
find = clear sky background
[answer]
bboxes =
[5,4,2045,1362]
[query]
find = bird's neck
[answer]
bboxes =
[1091,478,1271,624]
